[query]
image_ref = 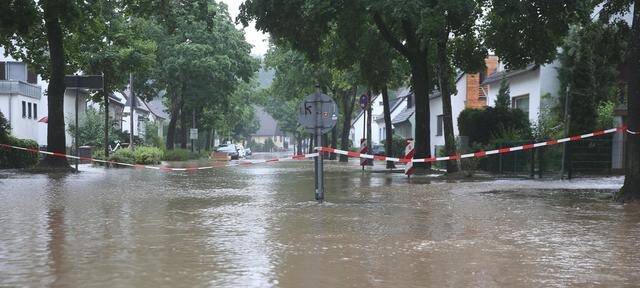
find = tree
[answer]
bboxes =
[1,0,90,168]
[484,0,640,201]
[495,80,511,109]
[240,0,436,169]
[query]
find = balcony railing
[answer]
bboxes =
[0,80,42,99]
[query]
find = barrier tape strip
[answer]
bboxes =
[629,129,639,135]
[317,126,626,163]
[0,143,318,172]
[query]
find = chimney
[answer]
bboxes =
[466,55,499,109]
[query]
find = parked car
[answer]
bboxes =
[216,144,239,160]
[371,145,386,156]
[244,147,252,156]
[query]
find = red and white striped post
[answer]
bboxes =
[404,139,416,177]
[360,138,369,170]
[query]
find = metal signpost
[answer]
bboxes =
[298,89,338,202]
[65,74,104,172]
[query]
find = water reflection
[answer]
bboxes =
[0,164,638,287]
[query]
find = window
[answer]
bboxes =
[407,95,414,108]
[27,69,37,84]
[512,95,530,117]
[0,62,5,80]
[22,101,26,118]
[33,103,37,119]
[28,102,32,119]
[437,115,444,136]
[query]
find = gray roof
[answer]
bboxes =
[429,72,466,99]
[392,106,415,124]
[144,96,169,120]
[253,106,284,136]
[481,64,538,85]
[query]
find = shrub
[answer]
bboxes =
[108,149,135,165]
[0,111,10,141]
[0,136,39,168]
[144,121,164,148]
[391,135,409,158]
[162,148,190,161]
[134,146,163,165]
[458,107,531,146]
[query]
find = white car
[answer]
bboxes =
[236,144,246,158]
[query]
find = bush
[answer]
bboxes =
[0,136,39,168]
[458,107,531,146]
[0,111,10,141]
[144,121,164,148]
[134,146,163,165]
[108,149,135,165]
[162,148,190,161]
[391,135,409,158]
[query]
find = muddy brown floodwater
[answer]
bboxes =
[0,161,639,287]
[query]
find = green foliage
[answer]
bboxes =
[458,107,532,146]
[67,107,121,149]
[263,138,276,152]
[107,146,163,165]
[0,136,39,169]
[596,100,616,130]
[495,80,511,109]
[162,149,190,161]
[133,146,163,165]
[144,121,164,148]
[557,22,630,134]
[108,149,135,165]
[532,94,564,139]
[0,111,10,141]
[391,135,409,158]
[484,0,595,69]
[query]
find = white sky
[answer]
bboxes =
[220,0,270,57]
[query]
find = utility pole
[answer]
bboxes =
[74,76,79,172]
[129,73,135,151]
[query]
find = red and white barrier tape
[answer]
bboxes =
[628,129,639,135]
[317,126,626,163]
[0,143,318,172]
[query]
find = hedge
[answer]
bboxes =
[0,136,39,168]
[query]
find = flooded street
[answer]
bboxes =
[1,161,639,287]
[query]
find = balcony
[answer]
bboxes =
[0,80,42,99]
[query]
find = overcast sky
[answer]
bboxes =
[219,0,270,57]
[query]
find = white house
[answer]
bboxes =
[350,88,410,147]
[482,61,562,124]
[393,56,500,155]
[0,51,43,144]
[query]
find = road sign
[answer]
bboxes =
[359,94,369,108]
[189,128,198,140]
[64,75,104,90]
[297,92,338,135]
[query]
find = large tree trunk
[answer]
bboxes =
[166,91,181,150]
[330,126,338,160]
[410,52,432,171]
[340,87,357,162]
[381,85,395,169]
[39,0,70,168]
[436,36,459,173]
[297,134,303,155]
[617,2,640,202]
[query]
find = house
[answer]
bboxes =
[482,61,562,124]
[251,106,289,151]
[0,51,43,144]
[118,90,151,139]
[143,95,169,138]
[350,88,411,147]
[393,56,499,155]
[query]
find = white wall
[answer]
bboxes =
[429,76,468,156]
[350,94,383,148]
[486,68,541,124]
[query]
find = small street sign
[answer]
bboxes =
[64,75,104,90]
[359,94,368,109]
[189,128,198,140]
[297,92,338,135]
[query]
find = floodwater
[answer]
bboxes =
[0,160,639,287]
